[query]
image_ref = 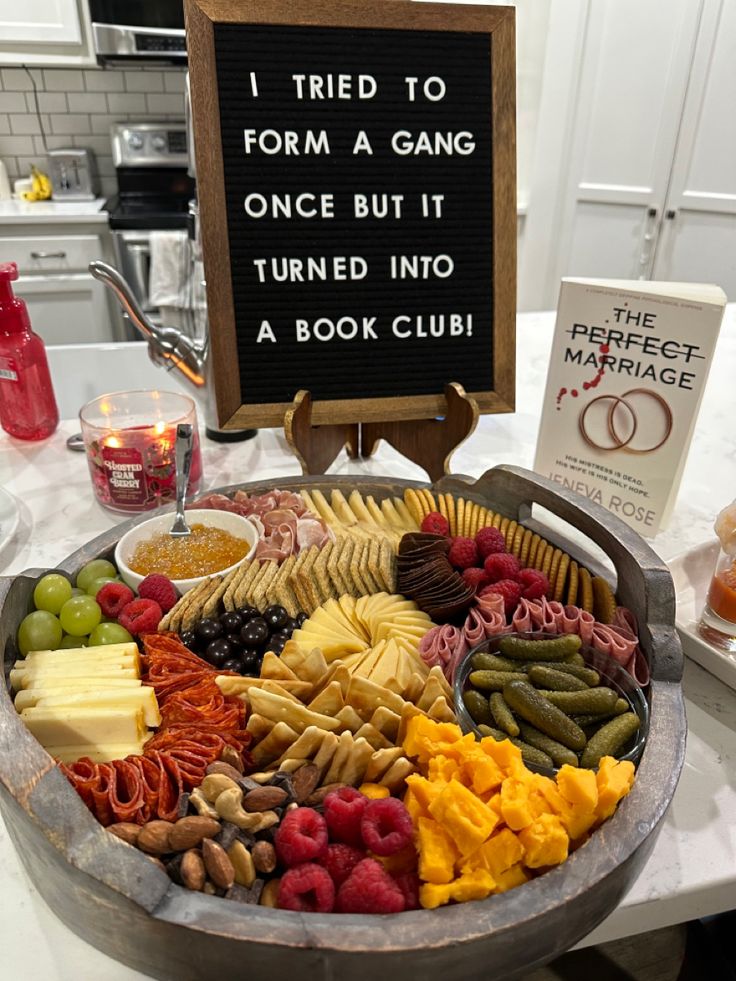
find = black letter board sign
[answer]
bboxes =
[185,0,516,430]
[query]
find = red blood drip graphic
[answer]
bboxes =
[557,343,610,407]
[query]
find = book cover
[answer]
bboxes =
[533,278,726,538]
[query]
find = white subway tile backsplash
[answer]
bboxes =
[0,135,36,156]
[163,71,187,94]
[83,70,125,93]
[49,114,92,135]
[32,92,68,114]
[8,114,43,135]
[125,71,164,93]
[0,92,29,113]
[1,68,41,90]
[1,66,186,184]
[67,92,109,114]
[44,69,85,92]
[106,93,147,114]
[146,93,185,115]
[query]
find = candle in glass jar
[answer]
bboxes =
[80,391,203,514]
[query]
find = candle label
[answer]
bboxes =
[101,445,148,508]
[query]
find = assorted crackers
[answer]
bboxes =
[158,486,615,633]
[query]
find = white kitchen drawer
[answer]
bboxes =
[16,274,115,345]
[0,234,104,275]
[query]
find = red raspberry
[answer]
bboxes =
[118,597,162,636]
[483,552,521,583]
[392,871,421,911]
[420,511,450,537]
[96,581,134,619]
[447,536,479,570]
[518,568,550,600]
[479,579,523,615]
[360,797,414,856]
[336,858,405,914]
[277,862,335,913]
[138,574,178,614]
[275,807,328,867]
[320,843,365,887]
[323,787,369,847]
[475,526,507,559]
[461,567,490,594]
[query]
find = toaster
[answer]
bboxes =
[47,148,99,201]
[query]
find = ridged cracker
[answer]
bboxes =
[504,519,518,551]
[444,493,457,536]
[553,552,570,603]
[519,528,534,567]
[579,566,594,613]
[566,560,579,606]
[404,488,425,526]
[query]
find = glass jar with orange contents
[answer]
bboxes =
[699,502,736,652]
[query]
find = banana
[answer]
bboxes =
[21,166,53,202]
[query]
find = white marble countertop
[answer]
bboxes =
[0,309,735,977]
[0,197,108,224]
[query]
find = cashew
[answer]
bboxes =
[228,840,256,888]
[201,773,239,803]
[214,787,264,830]
[189,788,219,820]
[248,771,278,784]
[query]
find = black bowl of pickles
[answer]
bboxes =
[453,632,649,774]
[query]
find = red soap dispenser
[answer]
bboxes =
[0,262,58,440]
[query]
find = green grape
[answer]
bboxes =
[88,623,134,646]
[76,559,117,592]
[59,634,89,649]
[17,611,63,656]
[59,595,102,636]
[86,577,116,598]
[33,573,73,614]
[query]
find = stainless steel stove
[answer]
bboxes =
[106,121,195,328]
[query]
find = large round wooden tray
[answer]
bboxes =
[0,466,685,981]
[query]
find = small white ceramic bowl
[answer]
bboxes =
[114,509,259,595]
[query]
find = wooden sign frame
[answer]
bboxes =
[185,0,516,430]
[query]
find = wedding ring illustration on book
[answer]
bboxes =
[578,389,673,454]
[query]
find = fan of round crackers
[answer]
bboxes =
[402,488,615,620]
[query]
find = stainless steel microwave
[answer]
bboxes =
[89,0,186,65]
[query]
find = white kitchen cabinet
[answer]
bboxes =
[0,0,95,67]
[0,222,121,343]
[521,0,736,309]
[13,272,113,345]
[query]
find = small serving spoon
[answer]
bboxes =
[169,423,193,538]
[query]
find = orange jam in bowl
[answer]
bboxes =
[128,523,251,580]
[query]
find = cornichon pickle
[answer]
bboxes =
[565,651,586,666]
[469,669,527,691]
[539,687,619,715]
[571,713,617,728]
[498,634,582,662]
[580,713,641,768]
[502,680,587,751]
[471,651,520,672]
[489,692,520,737]
[526,662,601,686]
[517,722,579,768]
[527,665,590,692]
[463,689,493,726]
[614,698,630,715]
[476,724,554,770]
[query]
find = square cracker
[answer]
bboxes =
[337,537,356,596]
[296,546,322,613]
[234,559,263,607]
[312,542,334,603]
[223,560,251,611]
[203,570,237,619]
[181,578,221,631]
[159,586,195,632]
[267,553,295,604]
[252,561,280,610]
[327,538,348,596]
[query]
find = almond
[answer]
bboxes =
[291,763,320,803]
[206,760,244,783]
[137,820,174,855]
[219,745,245,773]
[243,786,288,812]
[168,816,221,851]
[202,837,235,890]
[181,849,206,891]
[108,822,141,846]
[304,783,347,807]
[251,840,277,874]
